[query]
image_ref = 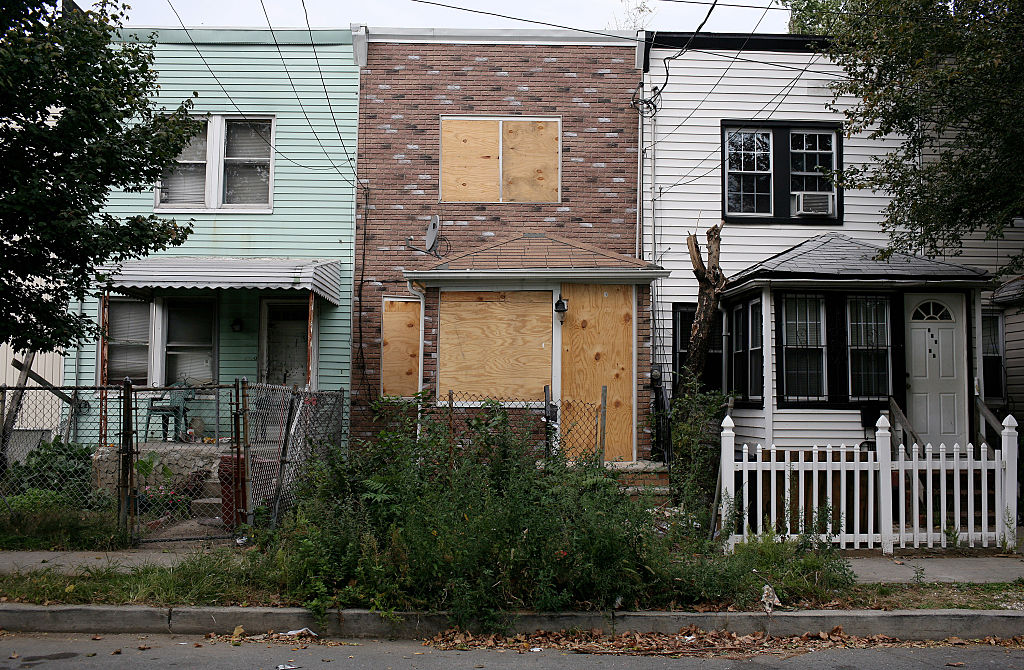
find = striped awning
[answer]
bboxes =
[101,257,343,305]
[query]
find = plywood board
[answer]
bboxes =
[441,119,500,202]
[381,299,421,397]
[502,120,559,203]
[560,284,634,461]
[439,291,551,400]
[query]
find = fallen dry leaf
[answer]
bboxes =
[91,635,102,641]
[137,645,150,651]
[8,652,17,660]
[111,649,121,655]
[946,663,965,667]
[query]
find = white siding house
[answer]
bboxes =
[637,33,1023,450]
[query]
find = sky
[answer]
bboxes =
[114,0,791,34]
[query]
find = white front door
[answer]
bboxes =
[905,294,967,447]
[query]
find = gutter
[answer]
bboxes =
[403,268,671,284]
[722,277,993,298]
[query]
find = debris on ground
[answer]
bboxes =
[425,626,1024,658]
[206,629,360,648]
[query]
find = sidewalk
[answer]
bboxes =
[1,549,1022,583]
[0,549,193,574]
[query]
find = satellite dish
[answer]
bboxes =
[425,215,440,253]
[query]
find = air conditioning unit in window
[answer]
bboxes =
[795,192,834,216]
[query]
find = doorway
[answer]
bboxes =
[260,300,315,388]
[904,294,967,447]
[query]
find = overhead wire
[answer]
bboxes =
[164,0,339,173]
[257,0,357,188]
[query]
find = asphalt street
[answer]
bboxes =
[0,634,1022,670]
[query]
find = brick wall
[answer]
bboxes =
[353,40,652,457]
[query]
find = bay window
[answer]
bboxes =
[781,295,827,401]
[730,299,763,401]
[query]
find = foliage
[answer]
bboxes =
[253,398,849,630]
[778,0,843,35]
[0,488,126,550]
[7,436,93,499]
[0,0,202,352]
[795,0,1024,275]
[668,371,728,515]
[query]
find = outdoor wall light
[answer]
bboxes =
[230,318,244,333]
[553,295,568,324]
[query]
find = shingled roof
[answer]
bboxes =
[993,275,1024,305]
[728,233,989,288]
[427,232,656,271]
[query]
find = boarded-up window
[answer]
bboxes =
[438,291,552,400]
[381,299,421,397]
[440,118,559,203]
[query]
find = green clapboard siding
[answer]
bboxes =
[67,30,357,393]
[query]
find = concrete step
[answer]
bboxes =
[191,497,221,518]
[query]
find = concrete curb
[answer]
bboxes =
[0,604,1022,640]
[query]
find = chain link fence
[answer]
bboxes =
[244,383,347,525]
[349,390,606,462]
[0,379,600,546]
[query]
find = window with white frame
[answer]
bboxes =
[729,299,763,401]
[103,299,217,386]
[164,299,216,385]
[157,116,273,210]
[982,311,1005,402]
[722,122,840,222]
[106,300,151,385]
[847,296,890,400]
[725,130,772,215]
[781,295,827,401]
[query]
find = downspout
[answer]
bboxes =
[635,99,643,259]
[406,279,426,397]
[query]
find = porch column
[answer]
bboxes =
[306,291,314,388]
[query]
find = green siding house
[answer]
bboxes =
[64,28,358,393]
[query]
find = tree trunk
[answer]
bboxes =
[1,350,35,477]
[685,222,727,382]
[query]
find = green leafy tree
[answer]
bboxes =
[778,0,843,35]
[786,0,1024,274]
[0,0,201,353]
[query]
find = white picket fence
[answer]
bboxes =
[719,414,1019,554]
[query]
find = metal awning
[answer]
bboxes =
[101,257,343,305]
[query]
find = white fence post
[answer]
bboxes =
[875,415,894,555]
[1003,415,1018,549]
[721,415,736,549]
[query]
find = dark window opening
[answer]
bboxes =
[673,303,723,393]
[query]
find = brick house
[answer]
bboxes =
[350,27,667,461]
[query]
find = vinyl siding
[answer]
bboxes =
[66,36,358,391]
[644,50,895,448]
[1005,308,1024,417]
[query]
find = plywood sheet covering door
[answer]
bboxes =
[502,120,559,202]
[441,119,500,202]
[439,291,551,400]
[381,299,421,396]
[560,284,634,461]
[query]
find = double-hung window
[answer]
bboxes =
[157,116,274,211]
[729,299,763,401]
[106,300,151,385]
[781,295,827,401]
[847,296,890,400]
[725,130,772,215]
[672,303,723,392]
[722,121,841,224]
[982,311,1005,403]
[103,299,217,386]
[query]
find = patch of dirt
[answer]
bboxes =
[425,626,1024,658]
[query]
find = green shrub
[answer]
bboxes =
[668,371,728,518]
[8,436,94,499]
[262,398,853,629]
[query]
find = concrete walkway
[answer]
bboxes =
[848,555,1024,583]
[0,549,192,575]
[1,550,1023,583]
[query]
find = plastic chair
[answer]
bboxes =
[144,385,196,441]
